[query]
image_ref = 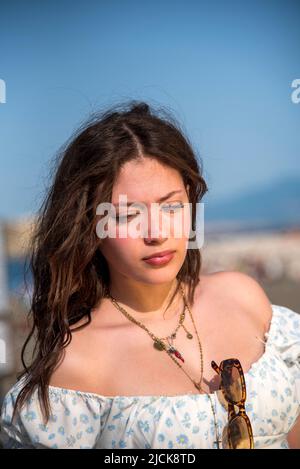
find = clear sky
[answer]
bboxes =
[0,0,299,220]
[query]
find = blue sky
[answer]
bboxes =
[0,0,299,220]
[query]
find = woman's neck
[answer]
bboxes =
[107,277,183,321]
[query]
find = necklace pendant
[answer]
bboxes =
[174,350,184,363]
[167,345,185,363]
[187,332,193,339]
[153,339,165,351]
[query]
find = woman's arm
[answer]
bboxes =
[287,414,300,449]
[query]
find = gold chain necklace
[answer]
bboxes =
[107,281,221,449]
[153,299,193,363]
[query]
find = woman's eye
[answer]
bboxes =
[114,203,183,222]
[115,213,139,223]
[161,202,184,213]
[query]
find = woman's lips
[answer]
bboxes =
[142,251,175,266]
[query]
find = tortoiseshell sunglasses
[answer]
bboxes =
[211,358,254,449]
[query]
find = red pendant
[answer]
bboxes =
[171,349,185,363]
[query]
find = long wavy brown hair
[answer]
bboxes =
[12,100,208,424]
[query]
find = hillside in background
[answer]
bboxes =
[203,175,300,232]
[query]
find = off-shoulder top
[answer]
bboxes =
[1,304,300,449]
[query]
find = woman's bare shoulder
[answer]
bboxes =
[200,270,273,333]
[49,310,111,391]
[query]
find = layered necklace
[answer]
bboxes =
[106,281,221,449]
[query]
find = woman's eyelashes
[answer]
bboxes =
[161,202,184,213]
[114,202,184,223]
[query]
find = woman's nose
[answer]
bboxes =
[142,204,168,241]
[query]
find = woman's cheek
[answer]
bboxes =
[109,236,138,258]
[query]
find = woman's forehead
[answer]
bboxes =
[112,161,185,204]
[116,158,182,182]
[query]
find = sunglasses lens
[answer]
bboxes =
[222,363,243,403]
[228,416,252,449]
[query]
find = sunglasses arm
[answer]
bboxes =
[211,360,221,374]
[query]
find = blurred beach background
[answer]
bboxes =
[0,0,299,405]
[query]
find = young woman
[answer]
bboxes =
[0,101,299,449]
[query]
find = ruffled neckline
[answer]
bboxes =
[46,303,283,402]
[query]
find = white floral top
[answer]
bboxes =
[1,304,300,449]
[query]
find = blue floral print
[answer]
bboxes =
[0,304,299,449]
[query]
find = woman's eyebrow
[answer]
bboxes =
[115,190,184,206]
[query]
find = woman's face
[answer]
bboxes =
[97,157,191,286]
